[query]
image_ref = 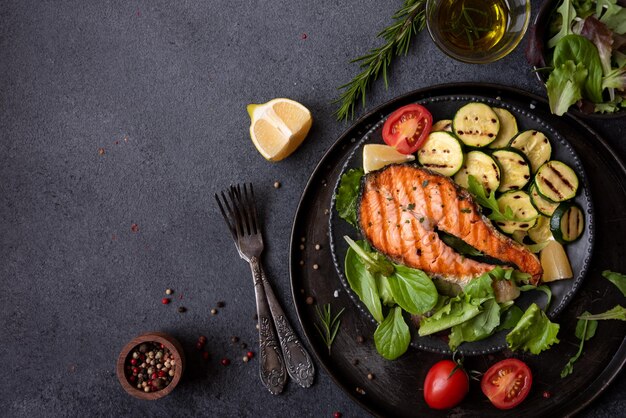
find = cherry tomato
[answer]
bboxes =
[423,360,469,410]
[481,359,532,410]
[382,104,433,154]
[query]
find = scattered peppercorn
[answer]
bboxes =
[301,237,306,242]
[196,341,205,351]
[356,387,366,395]
[300,244,305,250]
[211,309,218,315]
[246,351,254,359]
[198,335,207,344]
[543,391,551,399]
[216,301,225,308]
[98,148,105,155]
[221,358,230,366]
[242,356,249,363]
[178,306,186,313]
[356,335,365,344]
[299,260,305,266]
[313,264,319,270]
[333,412,342,418]
[231,336,239,344]
[305,296,315,305]
[165,288,173,295]
[241,342,247,349]
[130,223,139,233]
[367,373,375,380]
[274,181,281,189]
[161,298,170,305]
[315,244,321,250]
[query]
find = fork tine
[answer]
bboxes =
[246,183,259,235]
[233,184,251,236]
[226,188,245,238]
[214,193,235,241]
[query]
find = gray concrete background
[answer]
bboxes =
[1,0,624,416]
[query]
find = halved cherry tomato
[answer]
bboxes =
[382,104,432,154]
[423,360,469,410]
[481,359,532,410]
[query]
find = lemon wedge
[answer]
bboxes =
[363,144,415,173]
[247,98,312,162]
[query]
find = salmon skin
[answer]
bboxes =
[358,164,542,285]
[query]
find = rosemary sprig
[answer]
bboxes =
[334,0,427,121]
[314,303,345,355]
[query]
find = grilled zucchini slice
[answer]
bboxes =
[417,131,464,176]
[529,182,559,216]
[528,215,553,243]
[494,191,539,234]
[453,150,500,195]
[509,130,552,173]
[452,103,500,147]
[535,161,579,202]
[488,108,518,149]
[432,119,452,132]
[492,148,531,192]
[550,202,584,243]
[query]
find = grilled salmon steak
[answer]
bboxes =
[358,165,542,285]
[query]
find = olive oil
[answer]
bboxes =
[436,0,509,53]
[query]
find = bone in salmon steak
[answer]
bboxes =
[358,164,542,286]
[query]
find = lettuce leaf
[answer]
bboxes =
[548,0,577,48]
[374,306,411,360]
[336,168,363,227]
[546,60,588,115]
[449,298,501,350]
[553,35,604,103]
[506,303,560,354]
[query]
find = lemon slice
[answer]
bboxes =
[363,144,415,173]
[247,98,313,161]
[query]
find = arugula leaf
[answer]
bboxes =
[418,295,485,336]
[506,303,560,354]
[387,264,438,315]
[553,35,604,103]
[578,305,626,320]
[449,298,501,350]
[344,241,384,323]
[520,284,553,310]
[464,272,495,299]
[547,60,589,115]
[548,0,577,48]
[467,175,516,222]
[496,305,524,331]
[336,168,363,227]
[561,314,598,377]
[374,306,411,360]
[601,270,626,296]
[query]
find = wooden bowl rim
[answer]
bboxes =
[116,332,185,400]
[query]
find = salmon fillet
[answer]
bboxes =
[358,164,542,285]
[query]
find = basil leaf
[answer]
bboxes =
[387,264,438,315]
[553,35,604,103]
[449,298,501,350]
[374,306,411,360]
[601,270,626,297]
[506,303,560,354]
[344,243,383,323]
[578,305,626,320]
[336,168,363,227]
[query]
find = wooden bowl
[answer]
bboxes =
[116,332,185,400]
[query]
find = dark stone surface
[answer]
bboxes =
[0,0,623,417]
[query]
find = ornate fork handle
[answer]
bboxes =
[249,257,287,395]
[260,265,315,388]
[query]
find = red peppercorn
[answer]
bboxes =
[161,297,171,305]
[132,367,139,375]
[158,370,167,377]
[543,391,551,399]
[196,341,205,350]
[202,351,210,361]
[333,412,342,418]
[129,375,136,382]
[151,372,158,380]
[198,335,207,344]
[160,343,164,349]
[221,358,230,366]
[246,351,254,359]
[130,358,137,365]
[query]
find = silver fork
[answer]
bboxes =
[215,183,315,394]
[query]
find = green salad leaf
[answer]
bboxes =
[561,313,598,377]
[597,0,626,34]
[378,276,396,306]
[344,240,384,323]
[520,284,553,310]
[546,61,588,115]
[449,298,501,350]
[374,306,411,360]
[578,305,626,320]
[506,303,560,354]
[496,304,524,331]
[553,34,604,103]
[467,175,516,222]
[602,270,626,296]
[418,295,484,336]
[336,168,363,227]
[344,236,394,277]
[548,0,577,48]
[387,264,438,315]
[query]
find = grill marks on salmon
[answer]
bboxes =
[358,165,542,285]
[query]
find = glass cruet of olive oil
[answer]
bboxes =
[426,0,530,64]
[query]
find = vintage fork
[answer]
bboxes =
[215,183,315,394]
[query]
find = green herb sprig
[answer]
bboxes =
[334,0,427,121]
[314,304,345,355]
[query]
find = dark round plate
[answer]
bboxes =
[328,94,594,355]
[290,83,626,417]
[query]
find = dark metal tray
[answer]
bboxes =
[289,83,626,417]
